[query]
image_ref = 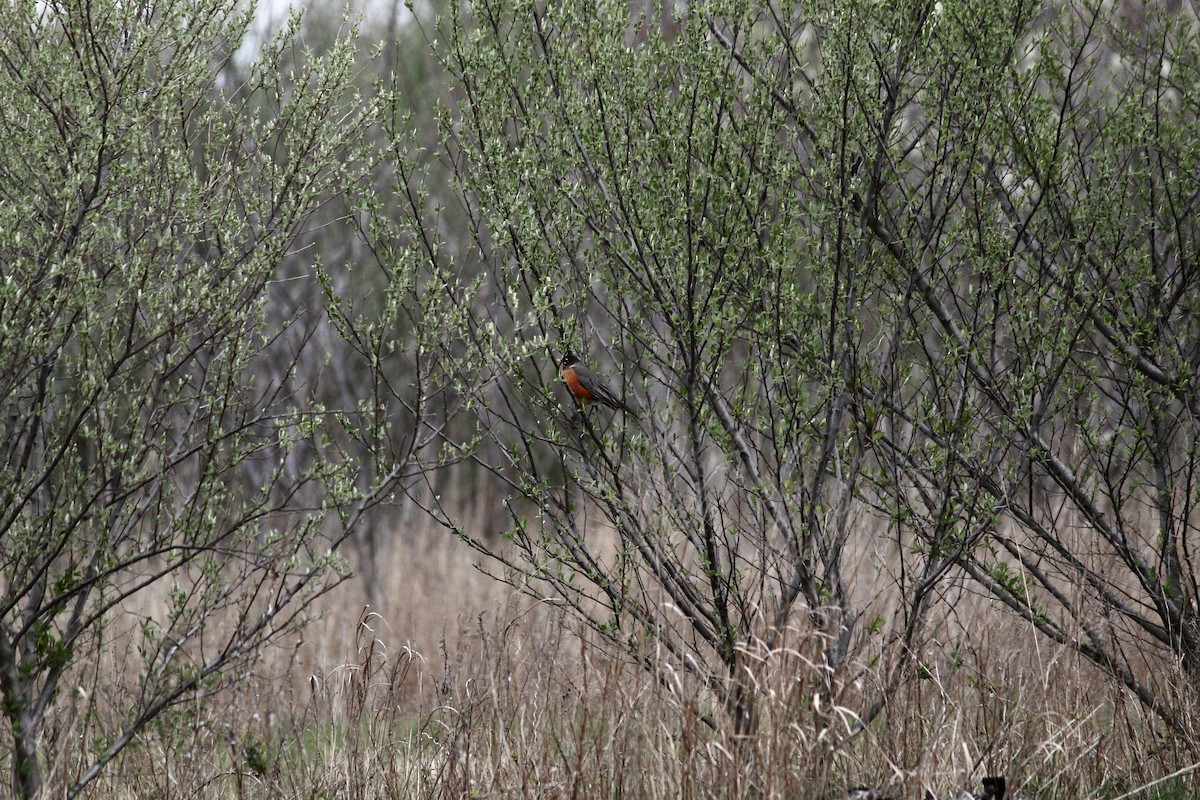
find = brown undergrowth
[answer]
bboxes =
[27,517,1200,799]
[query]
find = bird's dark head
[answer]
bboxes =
[556,351,579,369]
[980,777,1006,800]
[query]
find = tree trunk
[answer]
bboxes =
[12,713,43,800]
[0,635,43,800]
[726,653,758,738]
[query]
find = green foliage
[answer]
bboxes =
[0,1,386,796]
[372,0,1200,752]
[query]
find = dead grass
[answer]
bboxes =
[21,509,1200,799]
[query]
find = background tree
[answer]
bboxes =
[856,0,1200,741]
[372,0,1200,749]
[377,0,892,737]
[301,0,474,597]
[0,2,446,796]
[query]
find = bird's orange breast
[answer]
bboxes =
[562,367,596,401]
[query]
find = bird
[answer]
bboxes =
[556,351,637,415]
[846,776,1005,800]
[979,777,1006,800]
[845,788,894,800]
[923,776,1007,800]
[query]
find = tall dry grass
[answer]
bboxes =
[22,505,1200,799]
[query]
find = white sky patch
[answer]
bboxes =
[234,0,412,65]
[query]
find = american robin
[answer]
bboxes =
[556,351,637,415]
